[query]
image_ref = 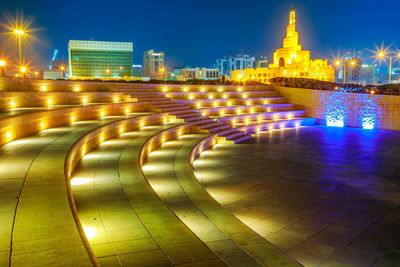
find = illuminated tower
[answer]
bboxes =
[231,6,334,83]
[270,7,310,68]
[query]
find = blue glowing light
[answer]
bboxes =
[359,98,382,130]
[324,92,348,128]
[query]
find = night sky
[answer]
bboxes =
[0,0,399,69]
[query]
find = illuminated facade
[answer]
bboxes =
[232,8,334,83]
[143,50,165,78]
[68,40,133,78]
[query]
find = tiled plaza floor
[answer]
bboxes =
[193,126,400,266]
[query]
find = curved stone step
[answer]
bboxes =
[141,134,300,266]
[2,113,149,266]
[71,123,226,266]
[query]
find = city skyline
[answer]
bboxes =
[1,0,400,70]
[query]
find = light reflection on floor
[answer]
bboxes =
[193,126,400,266]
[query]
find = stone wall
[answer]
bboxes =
[272,85,400,131]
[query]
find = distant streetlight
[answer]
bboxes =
[377,51,400,84]
[20,66,27,78]
[334,59,357,85]
[14,29,24,63]
[105,68,110,78]
[34,71,39,78]
[0,60,5,76]
[60,66,65,78]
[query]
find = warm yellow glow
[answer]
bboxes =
[196,103,201,108]
[14,29,24,34]
[287,113,293,119]
[74,87,79,92]
[100,111,105,117]
[161,137,165,143]
[213,101,218,107]
[219,110,225,116]
[100,136,104,142]
[263,100,268,105]
[295,122,300,128]
[9,101,16,108]
[250,108,254,113]
[227,101,232,106]
[218,88,223,92]
[223,94,227,99]
[351,60,356,66]
[81,149,86,156]
[163,87,168,92]
[83,226,96,240]
[242,94,247,99]
[335,60,340,66]
[148,146,152,153]
[140,122,144,127]
[189,95,194,99]
[6,132,12,140]
[245,118,250,124]
[40,86,46,91]
[125,108,130,113]
[163,117,168,123]
[60,66,65,71]
[208,94,213,99]
[258,116,262,121]
[379,52,385,58]
[267,107,271,112]
[237,108,241,114]
[20,66,26,73]
[246,100,251,105]
[70,115,76,122]
[40,122,46,129]
[119,127,124,133]
[183,87,188,92]
[0,60,5,67]
[70,178,89,186]
[201,87,205,92]
[178,130,182,136]
[232,119,237,124]
[269,125,274,130]
[273,115,279,121]
[83,98,88,103]
[47,99,53,105]
[238,87,243,92]
[113,96,118,102]
[202,112,206,116]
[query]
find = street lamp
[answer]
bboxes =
[34,71,39,78]
[377,51,400,84]
[14,29,24,63]
[60,66,65,79]
[105,68,110,78]
[20,66,27,78]
[0,60,5,77]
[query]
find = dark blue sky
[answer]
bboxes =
[1,0,399,69]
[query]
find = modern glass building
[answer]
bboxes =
[68,40,133,78]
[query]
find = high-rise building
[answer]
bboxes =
[231,7,334,84]
[216,55,255,79]
[143,50,165,78]
[68,40,133,78]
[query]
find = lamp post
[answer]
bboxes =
[377,50,400,84]
[14,30,24,63]
[60,66,65,79]
[105,68,110,78]
[335,59,356,85]
[34,71,39,79]
[20,66,26,78]
[0,60,5,77]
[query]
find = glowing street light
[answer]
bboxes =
[20,66,26,78]
[376,50,400,84]
[0,60,5,76]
